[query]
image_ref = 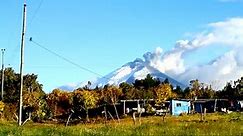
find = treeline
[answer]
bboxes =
[0,67,242,123]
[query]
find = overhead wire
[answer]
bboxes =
[5,2,23,67]
[28,0,44,27]
[25,0,117,85]
[6,0,44,68]
[29,38,107,78]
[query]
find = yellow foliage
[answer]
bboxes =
[154,83,175,105]
[73,90,99,110]
[103,85,122,104]
[23,91,41,108]
[0,101,4,112]
[47,89,73,116]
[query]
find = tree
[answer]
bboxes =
[201,86,215,99]
[23,74,44,94]
[185,79,202,99]
[173,86,184,98]
[46,89,73,118]
[21,74,46,122]
[82,81,92,90]
[0,101,5,118]
[1,68,19,103]
[153,83,176,121]
[163,78,169,84]
[154,83,175,105]
[119,82,138,100]
[0,101,4,112]
[102,85,122,122]
[0,68,46,122]
[73,89,99,122]
[133,74,161,99]
[22,90,48,122]
[0,101,4,118]
[217,77,243,100]
[133,74,160,90]
[1,68,45,104]
[234,77,243,99]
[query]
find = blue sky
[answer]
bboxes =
[1,0,243,92]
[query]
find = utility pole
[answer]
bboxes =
[1,48,5,101]
[19,1,27,126]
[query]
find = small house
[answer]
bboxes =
[193,99,229,113]
[170,100,190,116]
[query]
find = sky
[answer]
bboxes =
[1,0,243,92]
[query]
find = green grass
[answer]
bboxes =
[0,113,243,136]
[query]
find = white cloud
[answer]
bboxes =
[144,17,243,89]
[61,17,243,91]
[178,50,243,88]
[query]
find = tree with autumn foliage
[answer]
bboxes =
[153,83,176,121]
[22,90,48,122]
[0,101,4,118]
[22,74,47,122]
[185,79,216,99]
[73,89,99,122]
[46,89,73,119]
[119,82,139,100]
[0,67,47,121]
[154,83,176,105]
[102,85,122,122]
[185,79,202,99]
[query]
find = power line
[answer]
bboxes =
[29,0,44,27]
[5,3,23,64]
[29,37,105,78]
[4,0,44,67]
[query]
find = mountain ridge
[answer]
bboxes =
[59,57,186,91]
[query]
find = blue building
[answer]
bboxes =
[170,100,190,116]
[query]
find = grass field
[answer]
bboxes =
[0,112,243,136]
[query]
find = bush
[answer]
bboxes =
[0,101,5,118]
[2,103,18,121]
[145,104,155,114]
[0,101,4,111]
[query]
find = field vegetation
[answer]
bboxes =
[0,68,243,135]
[0,113,243,135]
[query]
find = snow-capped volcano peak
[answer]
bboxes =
[59,48,186,91]
[86,57,186,89]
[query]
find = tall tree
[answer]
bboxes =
[23,74,44,94]
[1,68,45,103]
[133,74,160,90]
[22,90,48,122]
[0,68,46,121]
[119,82,138,100]
[201,86,215,99]
[154,83,175,105]
[73,89,99,122]
[186,79,202,99]
[102,85,122,122]
[46,89,73,118]
[154,83,176,121]
[173,86,184,98]
[1,68,19,103]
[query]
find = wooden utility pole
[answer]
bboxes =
[1,48,5,101]
[19,1,27,126]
